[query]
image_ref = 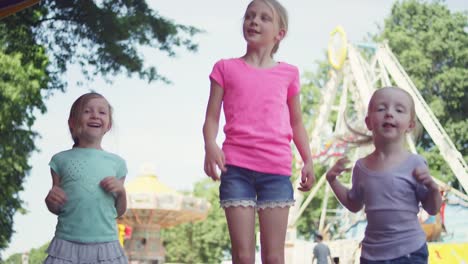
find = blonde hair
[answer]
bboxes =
[344,86,417,146]
[245,0,288,55]
[368,87,416,120]
[68,92,113,147]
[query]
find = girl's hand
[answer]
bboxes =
[298,161,315,192]
[204,141,226,181]
[326,157,351,183]
[100,176,125,197]
[45,186,67,212]
[413,166,438,191]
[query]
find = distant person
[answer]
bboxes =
[326,87,442,263]
[202,0,316,262]
[44,92,128,263]
[312,234,333,264]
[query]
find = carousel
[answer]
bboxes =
[118,168,210,263]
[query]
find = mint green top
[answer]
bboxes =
[49,147,127,243]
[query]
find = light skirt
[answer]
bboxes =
[43,237,128,264]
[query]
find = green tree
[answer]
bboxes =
[1,242,49,263]
[0,252,20,264]
[376,0,467,189]
[0,1,200,254]
[1,0,201,90]
[161,179,230,263]
[0,251,20,264]
[0,51,48,252]
[27,242,49,263]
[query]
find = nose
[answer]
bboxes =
[90,111,98,118]
[384,110,393,118]
[249,16,259,25]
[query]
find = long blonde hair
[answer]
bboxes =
[68,92,113,147]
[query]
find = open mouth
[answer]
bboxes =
[247,28,259,34]
[382,122,396,128]
[87,122,102,128]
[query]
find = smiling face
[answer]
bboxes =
[243,0,285,53]
[365,87,416,143]
[68,93,112,148]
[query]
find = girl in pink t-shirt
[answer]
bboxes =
[202,0,315,263]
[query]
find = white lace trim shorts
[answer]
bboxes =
[219,165,295,210]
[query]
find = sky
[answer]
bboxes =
[3,0,467,259]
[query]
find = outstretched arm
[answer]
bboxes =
[45,169,67,215]
[326,158,363,213]
[288,94,315,191]
[203,80,226,181]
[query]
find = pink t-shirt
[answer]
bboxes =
[210,58,300,175]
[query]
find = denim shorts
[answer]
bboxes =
[219,165,295,210]
[360,243,428,264]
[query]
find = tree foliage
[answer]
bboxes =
[0,51,48,252]
[377,0,467,188]
[161,179,231,263]
[2,0,200,90]
[1,242,49,264]
[0,0,200,254]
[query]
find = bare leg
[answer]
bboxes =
[225,206,256,264]
[258,207,290,264]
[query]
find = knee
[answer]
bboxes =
[261,252,283,264]
[233,251,255,264]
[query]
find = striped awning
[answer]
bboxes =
[0,0,39,19]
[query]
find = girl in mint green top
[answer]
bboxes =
[44,92,128,264]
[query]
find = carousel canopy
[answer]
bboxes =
[125,174,179,195]
[120,173,211,229]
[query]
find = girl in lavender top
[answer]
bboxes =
[326,87,442,264]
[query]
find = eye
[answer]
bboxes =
[244,12,254,20]
[261,15,271,21]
